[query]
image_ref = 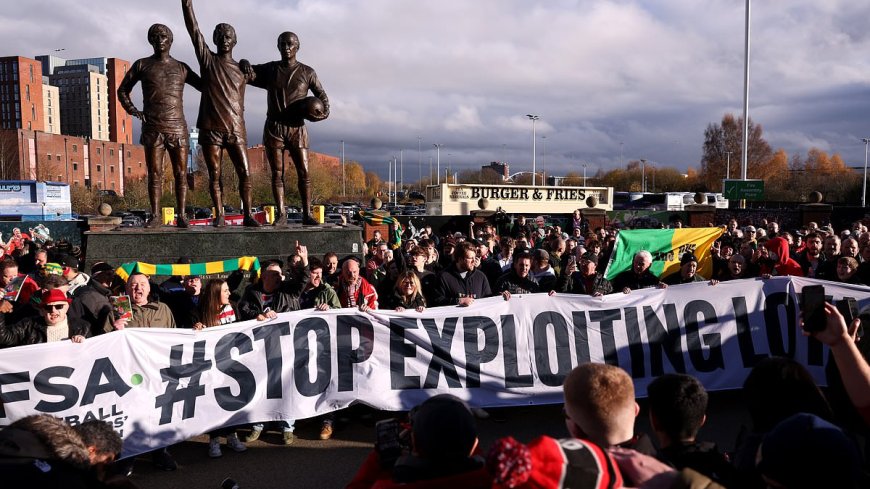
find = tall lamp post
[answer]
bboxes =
[340,140,345,197]
[862,138,870,207]
[640,159,647,192]
[725,151,732,180]
[540,135,547,186]
[583,163,587,187]
[433,144,442,185]
[526,114,540,185]
[417,136,422,191]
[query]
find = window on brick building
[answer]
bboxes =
[72,144,77,153]
[96,164,101,172]
[110,166,114,174]
[56,154,61,161]
[74,181,79,186]
[96,147,101,155]
[109,148,114,157]
[127,151,131,158]
[73,163,78,171]
[110,182,115,190]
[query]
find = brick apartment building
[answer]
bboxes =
[0,56,338,196]
[0,128,147,193]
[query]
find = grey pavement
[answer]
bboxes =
[130,390,750,489]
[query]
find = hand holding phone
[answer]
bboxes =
[801,285,826,333]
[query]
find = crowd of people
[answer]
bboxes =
[0,214,868,487]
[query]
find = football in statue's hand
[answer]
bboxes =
[295,96,328,122]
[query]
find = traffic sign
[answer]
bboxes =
[723,179,764,201]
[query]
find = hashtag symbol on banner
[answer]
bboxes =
[154,341,213,425]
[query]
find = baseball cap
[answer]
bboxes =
[58,254,79,270]
[90,262,114,275]
[487,436,623,489]
[680,253,698,265]
[41,288,71,305]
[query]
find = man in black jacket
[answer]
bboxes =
[431,242,492,307]
[238,243,309,321]
[0,289,90,348]
[61,255,112,337]
[494,250,540,299]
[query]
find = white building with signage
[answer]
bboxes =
[425,183,613,216]
[0,180,73,220]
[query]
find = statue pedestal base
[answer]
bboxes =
[83,224,363,271]
[684,204,716,228]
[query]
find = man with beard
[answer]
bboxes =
[557,252,613,296]
[300,259,340,310]
[796,232,826,278]
[431,242,492,307]
[337,258,378,310]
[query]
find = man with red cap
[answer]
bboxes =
[0,289,89,347]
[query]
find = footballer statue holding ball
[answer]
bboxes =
[242,31,330,226]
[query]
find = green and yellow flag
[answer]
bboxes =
[603,227,725,281]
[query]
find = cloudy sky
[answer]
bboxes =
[5,0,870,182]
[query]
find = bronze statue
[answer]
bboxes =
[181,0,259,227]
[243,32,329,226]
[117,24,202,228]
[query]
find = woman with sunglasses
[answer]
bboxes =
[382,270,426,312]
[0,288,89,347]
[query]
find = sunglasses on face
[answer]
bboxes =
[43,303,66,311]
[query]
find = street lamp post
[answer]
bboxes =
[726,151,732,180]
[640,159,647,192]
[583,163,587,187]
[417,136,422,191]
[541,135,547,186]
[862,138,870,207]
[340,140,345,197]
[526,114,540,185]
[433,144,442,185]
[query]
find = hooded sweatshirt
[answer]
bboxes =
[764,237,804,277]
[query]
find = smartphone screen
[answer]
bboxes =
[802,285,826,332]
[836,297,857,324]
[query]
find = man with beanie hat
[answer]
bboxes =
[663,253,714,285]
[347,394,491,488]
[60,254,112,338]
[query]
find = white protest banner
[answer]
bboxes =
[0,276,867,457]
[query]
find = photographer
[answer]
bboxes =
[346,394,491,489]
